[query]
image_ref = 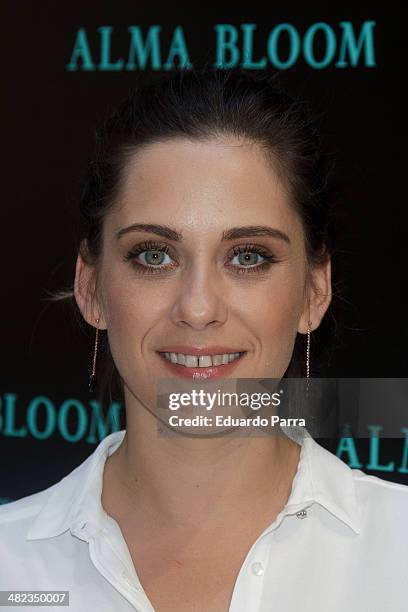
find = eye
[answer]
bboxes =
[123,240,279,276]
[230,251,264,267]
[227,244,279,274]
[123,240,177,274]
[138,249,172,266]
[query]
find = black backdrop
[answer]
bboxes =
[1,2,407,504]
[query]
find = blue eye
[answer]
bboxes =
[139,249,173,266]
[226,244,279,275]
[230,251,264,267]
[123,241,279,276]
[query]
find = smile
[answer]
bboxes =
[158,351,245,368]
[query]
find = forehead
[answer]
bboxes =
[107,137,302,237]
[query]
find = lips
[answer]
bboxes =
[156,350,247,380]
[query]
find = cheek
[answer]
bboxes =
[273,281,305,330]
[243,267,306,332]
[239,266,305,372]
[100,271,166,360]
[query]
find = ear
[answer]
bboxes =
[74,247,107,330]
[298,257,332,334]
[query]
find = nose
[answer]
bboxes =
[170,263,228,331]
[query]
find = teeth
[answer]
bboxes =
[199,355,213,367]
[212,354,223,366]
[160,351,243,367]
[186,355,198,367]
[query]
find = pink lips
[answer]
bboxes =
[156,349,246,380]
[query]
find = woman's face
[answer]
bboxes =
[76,137,331,410]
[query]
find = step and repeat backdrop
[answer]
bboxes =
[1,2,406,503]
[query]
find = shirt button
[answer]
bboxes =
[251,562,264,576]
[296,509,308,519]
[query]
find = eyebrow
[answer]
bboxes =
[115,223,291,244]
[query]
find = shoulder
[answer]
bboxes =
[351,468,408,526]
[0,484,56,533]
[352,468,408,496]
[0,486,58,583]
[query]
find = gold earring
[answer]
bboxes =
[88,317,100,393]
[306,321,312,379]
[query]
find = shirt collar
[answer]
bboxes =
[26,430,126,541]
[26,427,361,541]
[282,426,362,534]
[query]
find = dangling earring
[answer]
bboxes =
[88,317,100,393]
[306,320,312,379]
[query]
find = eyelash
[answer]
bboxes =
[122,240,280,276]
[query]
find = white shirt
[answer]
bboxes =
[1,428,407,612]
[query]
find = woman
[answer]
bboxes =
[1,68,407,612]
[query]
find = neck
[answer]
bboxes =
[102,392,301,532]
